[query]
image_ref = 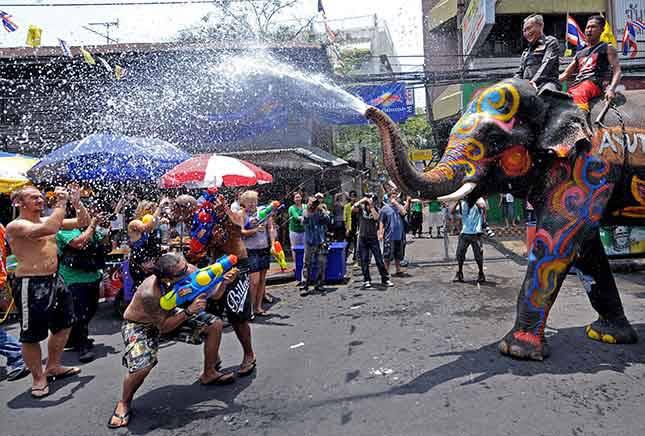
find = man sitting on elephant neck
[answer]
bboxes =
[515,14,561,92]
[559,15,622,112]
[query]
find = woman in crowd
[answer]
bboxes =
[240,190,275,317]
[288,192,305,271]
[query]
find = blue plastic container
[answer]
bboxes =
[294,242,347,283]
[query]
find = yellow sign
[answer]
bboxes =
[409,150,434,161]
[26,25,42,48]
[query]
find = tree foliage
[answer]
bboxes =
[336,114,435,161]
[175,0,316,44]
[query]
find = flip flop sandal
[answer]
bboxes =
[7,366,30,381]
[107,407,132,429]
[238,359,256,377]
[30,384,50,399]
[47,367,81,382]
[199,372,236,386]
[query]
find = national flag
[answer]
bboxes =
[97,56,112,74]
[80,46,96,65]
[0,10,18,33]
[324,21,336,43]
[566,14,587,49]
[600,15,617,47]
[26,25,42,48]
[58,38,72,57]
[622,21,638,58]
[632,20,645,31]
[317,0,325,15]
[114,65,126,80]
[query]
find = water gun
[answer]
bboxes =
[271,241,287,271]
[189,187,220,257]
[159,254,238,311]
[246,201,284,229]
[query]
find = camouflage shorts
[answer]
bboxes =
[121,311,220,373]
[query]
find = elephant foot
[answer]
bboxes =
[498,330,550,361]
[586,317,638,344]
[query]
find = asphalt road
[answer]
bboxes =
[2,236,644,436]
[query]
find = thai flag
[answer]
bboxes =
[632,19,645,31]
[0,10,18,33]
[566,15,587,49]
[622,21,638,58]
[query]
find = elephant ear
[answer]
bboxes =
[535,89,590,157]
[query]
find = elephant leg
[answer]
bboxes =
[499,152,615,360]
[573,230,638,344]
[498,227,576,361]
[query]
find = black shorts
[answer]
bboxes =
[383,240,405,262]
[247,247,271,273]
[11,275,75,343]
[207,258,253,323]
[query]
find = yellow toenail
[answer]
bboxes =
[601,334,617,344]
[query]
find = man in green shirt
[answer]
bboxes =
[428,199,443,238]
[57,213,109,363]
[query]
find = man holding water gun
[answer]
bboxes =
[108,252,237,429]
[177,190,257,380]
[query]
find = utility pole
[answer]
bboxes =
[85,19,119,44]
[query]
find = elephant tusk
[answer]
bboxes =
[437,182,478,202]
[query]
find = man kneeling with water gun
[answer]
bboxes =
[108,252,237,430]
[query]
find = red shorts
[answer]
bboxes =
[567,80,602,111]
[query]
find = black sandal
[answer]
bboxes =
[30,384,50,399]
[107,406,132,429]
[238,359,256,377]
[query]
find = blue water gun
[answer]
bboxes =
[159,254,238,311]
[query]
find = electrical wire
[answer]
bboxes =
[0,0,258,6]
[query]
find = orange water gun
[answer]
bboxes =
[271,241,287,271]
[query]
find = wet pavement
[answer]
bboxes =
[2,236,644,436]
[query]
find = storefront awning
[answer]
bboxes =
[222,147,348,171]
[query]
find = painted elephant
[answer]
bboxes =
[366,78,645,360]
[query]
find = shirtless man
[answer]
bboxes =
[108,252,236,429]
[6,185,90,398]
[176,192,256,377]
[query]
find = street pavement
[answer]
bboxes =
[2,236,644,436]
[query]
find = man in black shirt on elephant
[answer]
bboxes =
[515,14,561,92]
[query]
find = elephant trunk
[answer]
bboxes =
[365,106,466,200]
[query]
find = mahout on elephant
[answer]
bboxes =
[366,78,645,361]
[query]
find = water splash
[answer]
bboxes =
[89,51,369,153]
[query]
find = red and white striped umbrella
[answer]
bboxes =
[160,153,273,188]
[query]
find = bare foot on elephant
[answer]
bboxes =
[498,330,550,361]
[586,317,638,344]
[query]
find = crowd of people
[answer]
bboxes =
[0,172,548,430]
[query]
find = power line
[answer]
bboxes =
[0,0,258,6]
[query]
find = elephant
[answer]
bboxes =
[365,78,645,360]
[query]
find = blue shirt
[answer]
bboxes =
[303,209,330,246]
[379,203,404,241]
[460,200,483,235]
